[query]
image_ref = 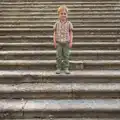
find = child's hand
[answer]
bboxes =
[69,42,72,48]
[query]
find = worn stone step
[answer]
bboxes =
[0,2,119,6]
[0,16,119,20]
[0,27,119,30]
[0,70,120,83]
[0,35,118,43]
[1,1,119,4]
[0,12,119,16]
[0,5,120,9]
[0,3,119,5]
[0,50,120,60]
[0,35,118,42]
[0,83,120,99]
[0,99,119,118]
[0,8,119,12]
[2,117,119,120]
[0,42,119,50]
[0,60,120,70]
[0,28,119,36]
[1,1,119,7]
[0,20,119,24]
[0,24,119,28]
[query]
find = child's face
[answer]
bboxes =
[59,9,68,21]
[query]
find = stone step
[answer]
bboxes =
[0,16,119,20]
[1,117,119,120]
[0,4,120,8]
[0,24,119,29]
[1,3,120,6]
[0,8,119,12]
[0,35,119,42]
[0,24,119,28]
[0,27,119,32]
[0,99,119,118]
[0,20,119,24]
[1,1,119,4]
[0,60,120,70]
[0,83,120,99]
[0,28,118,31]
[0,42,119,50]
[0,28,119,36]
[0,50,120,60]
[0,70,120,83]
[0,11,119,16]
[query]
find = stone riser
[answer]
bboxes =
[0,24,119,29]
[0,83,120,99]
[0,43,119,50]
[0,53,119,60]
[0,11,119,14]
[0,70,120,83]
[0,16,119,20]
[0,13,119,17]
[0,6,119,9]
[1,0,119,2]
[0,60,120,70]
[0,110,120,119]
[1,117,119,120]
[0,99,119,119]
[19,112,120,119]
[0,91,119,99]
[1,9,120,13]
[0,2,119,5]
[0,24,119,28]
[0,36,118,42]
[0,31,118,36]
[0,20,119,24]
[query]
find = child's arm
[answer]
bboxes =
[69,30,73,48]
[69,21,73,48]
[53,30,56,48]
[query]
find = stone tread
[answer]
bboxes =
[0,70,120,77]
[4,117,119,120]
[1,2,119,4]
[1,4,120,7]
[0,42,119,46]
[1,8,119,11]
[0,83,120,92]
[0,35,119,39]
[0,28,119,31]
[0,99,119,111]
[0,60,120,65]
[1,16,119,19]
[0,24,119,27]
[0,13,119,16]
[0,20,119,23]
[0,11,119,14]
[0,50,119,55]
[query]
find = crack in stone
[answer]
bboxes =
[21,99,27,118]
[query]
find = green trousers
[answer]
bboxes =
[56,42,70,70]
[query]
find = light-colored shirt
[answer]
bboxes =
[53,20,73,43]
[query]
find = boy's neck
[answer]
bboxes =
[60,19,67,23]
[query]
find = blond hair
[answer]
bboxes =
[57,5,69,14]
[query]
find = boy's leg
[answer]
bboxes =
[56,43,62,73]
[63,42,70,74]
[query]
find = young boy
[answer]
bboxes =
[53,5,73,74]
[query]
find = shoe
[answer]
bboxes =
[56,69,61,74]
[64,68,70,74]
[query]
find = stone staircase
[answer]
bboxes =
[0,0,120,119]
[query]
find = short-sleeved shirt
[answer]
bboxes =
[53,20,73,43]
